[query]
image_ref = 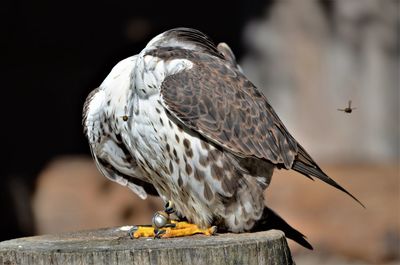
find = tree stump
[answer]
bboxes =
[0,227,294,265]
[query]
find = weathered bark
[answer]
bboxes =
[0,227,294,265]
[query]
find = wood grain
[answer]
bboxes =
[0,227,294,265]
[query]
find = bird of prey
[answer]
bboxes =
[83,28,363,249]
[338,100,357,113]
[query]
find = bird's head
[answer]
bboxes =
[144,28,242,72]
[144,27,224,59]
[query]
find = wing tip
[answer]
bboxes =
[292,160,365,208]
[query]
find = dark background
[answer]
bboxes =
[1,0,283,241]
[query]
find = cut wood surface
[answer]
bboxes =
[0,227,294,265]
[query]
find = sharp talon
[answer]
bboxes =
[154,229,166,239]
[128,225,155,238]
[128,226,138,239]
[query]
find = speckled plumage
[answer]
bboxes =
[83,28,362,249]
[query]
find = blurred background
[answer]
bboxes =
[2,0,399,264]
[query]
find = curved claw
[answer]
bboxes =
[154,228,166,239]
[128,225,155,238]
[128,226,138,239]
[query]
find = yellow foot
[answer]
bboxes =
[160,221,217,238]
[129,222,217,238]
[129,225,155,239]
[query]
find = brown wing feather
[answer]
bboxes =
[147,46,363,207]
[150,48,298,168]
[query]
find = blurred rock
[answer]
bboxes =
[266,163,400,264]
[33,156,162,234]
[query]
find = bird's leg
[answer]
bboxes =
[130,201,217,238]
[129,201,175,239]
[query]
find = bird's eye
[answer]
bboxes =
[122,115,129,121]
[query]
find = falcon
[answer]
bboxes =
[83,28,363,249]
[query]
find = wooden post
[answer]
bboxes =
[0,227,294,265]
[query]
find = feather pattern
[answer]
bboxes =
[82,28,363,250]
[146,47,298,168]
[83,56,158,199]
[145,30,362,207]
